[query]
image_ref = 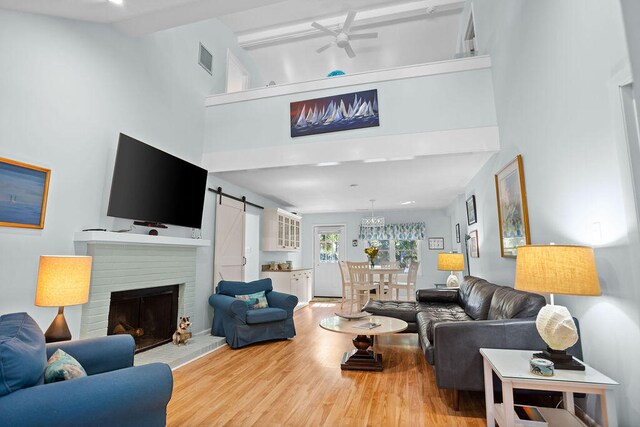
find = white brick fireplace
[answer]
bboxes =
[74,232,209,339]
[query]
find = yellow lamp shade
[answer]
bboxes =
[515,245,600,296]
[35,256,92,307]
[438,253,464,271]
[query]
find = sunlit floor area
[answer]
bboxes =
[167,302,486,426]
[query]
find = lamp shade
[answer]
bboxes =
[515,245,600,296]
[438,253,464,271]
[35,256,92,307]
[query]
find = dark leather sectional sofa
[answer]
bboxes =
[364,276,583,398]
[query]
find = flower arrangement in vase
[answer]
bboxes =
[364,247,379,268]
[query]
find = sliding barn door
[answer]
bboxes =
[213,195,245,286]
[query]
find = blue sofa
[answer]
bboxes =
[209,278,298,349]
[0,312,173,427]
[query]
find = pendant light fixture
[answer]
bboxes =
[361,199,385,227]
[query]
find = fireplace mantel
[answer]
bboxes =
[74,231,210,247]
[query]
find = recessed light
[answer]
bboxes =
[363,158,387,163]
[316,162,339,167]
[109,0,124,5]
[401,201,416,205]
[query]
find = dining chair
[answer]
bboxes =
[389,261,420,301]
[347,261,379,312]
[378,261,400,299]
[338,260,352,310]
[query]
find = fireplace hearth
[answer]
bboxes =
[108,285,179,353]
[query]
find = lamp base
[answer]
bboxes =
[446,273,459,287]
[44,307,72,343]
[534,347,585,371]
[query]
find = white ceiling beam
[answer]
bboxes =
[201,126,500,173]
[237,0,464,50]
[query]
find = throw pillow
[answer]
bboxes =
[44,349,87,384]
[0,312,47,396]
[235,291,269,310]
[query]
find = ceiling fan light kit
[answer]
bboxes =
[312,10,378,58]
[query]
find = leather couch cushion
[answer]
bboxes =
[459,277,499,320]
[416,306,473,343]
[363,300,420,323]
[245,307,288,324]
[416,289,458,303]
[0,313,46,396]
[488,287,546,320]
[218,278,273,297]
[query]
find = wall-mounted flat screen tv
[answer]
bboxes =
[107,133,208,229]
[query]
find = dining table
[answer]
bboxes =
[364,266,405,300]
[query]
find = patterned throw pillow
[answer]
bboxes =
[235,291,269,310]
[44,349,87,384]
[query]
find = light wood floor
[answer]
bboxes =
[167,302,486,426]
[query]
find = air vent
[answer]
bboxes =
[198,43,213,75]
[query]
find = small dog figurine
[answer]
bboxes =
[172,316,192,345]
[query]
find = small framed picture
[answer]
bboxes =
[428,237,444,250]
[466,195,477,225]
[469,230,479,258]
[455,223,460,243]
[0,157,51,229]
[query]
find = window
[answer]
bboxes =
[319,233,340,263]
[368,239,421,270]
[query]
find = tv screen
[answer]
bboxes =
[107,133,208,229]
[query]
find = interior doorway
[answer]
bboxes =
[313,225,346,297]
[244,210,260,282]
[226,49,250,93]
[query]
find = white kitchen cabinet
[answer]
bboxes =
[262,208,301,252]
[261,268,313,310]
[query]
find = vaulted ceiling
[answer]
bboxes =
[0,0,486,213]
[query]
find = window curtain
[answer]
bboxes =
[358,222,426,241]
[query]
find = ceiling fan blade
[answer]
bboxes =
[316,43,332,53]
[342,10,357,33]
[344,42,356,58]
[311,21,338,37]
[349,32,378,40]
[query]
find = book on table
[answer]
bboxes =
[514,405,547,426]
[354,322,381,330]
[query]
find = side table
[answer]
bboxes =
[480,348,618,427]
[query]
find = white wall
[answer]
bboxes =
[301,209,453,289]
[449,1,639,424]
[203,67,497,153]
[0,10,259,335]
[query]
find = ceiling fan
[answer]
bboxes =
[312,11,378,58]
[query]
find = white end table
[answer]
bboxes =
[480,348,618,427]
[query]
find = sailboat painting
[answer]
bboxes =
[0,158,51,229]
[290,89,379,138]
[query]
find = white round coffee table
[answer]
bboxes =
[320,315,408,371]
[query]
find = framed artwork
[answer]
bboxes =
[469,230,479,258]
[290,89,379,138]
[0,158,51,229]
[455,223,460,243]
[466,195,477,225]
[428,237,444,250]
[495,155,531,258]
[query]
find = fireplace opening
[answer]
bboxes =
[107,285,179,353]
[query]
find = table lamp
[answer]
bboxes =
[515,245,600,370]
[438,252,465,287]
[35,255,92,343]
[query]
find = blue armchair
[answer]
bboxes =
[0,312,173,427]
[209,278,298,349]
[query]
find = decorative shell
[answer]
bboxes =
[536,305,579,351]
